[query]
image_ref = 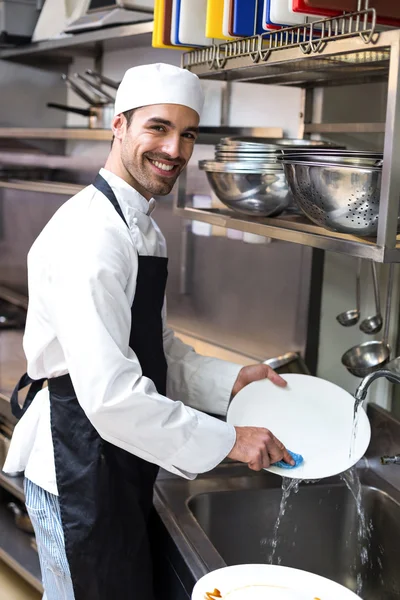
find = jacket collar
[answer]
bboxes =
[99,168,156,218]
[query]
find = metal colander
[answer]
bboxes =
[282,160,391,237]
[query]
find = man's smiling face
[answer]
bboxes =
[117,104,199,199]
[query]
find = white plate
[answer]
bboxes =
[227,374,371,480]
[192,564,360,600]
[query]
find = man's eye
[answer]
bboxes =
[182,133,196,140]
[151,126,165,132]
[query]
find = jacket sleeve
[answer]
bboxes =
[162,314,242,416]
[46,222,236,479]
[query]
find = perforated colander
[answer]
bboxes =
[282,161,391,237]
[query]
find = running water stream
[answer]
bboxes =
[267,477,300,565]
[340,467,380,596]
[349,400,361,460]
[263,467,380,596]
[262,397,380,594]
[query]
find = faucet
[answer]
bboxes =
[354,369,400,410]
[381,455,400,465]
[355,368,400,466]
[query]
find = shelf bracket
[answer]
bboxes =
[377,38,400,251]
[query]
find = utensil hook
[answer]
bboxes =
[371,260,381,316]
[356,257,362,315]
[383,263,394,346]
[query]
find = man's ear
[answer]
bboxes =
[111,114,126,141]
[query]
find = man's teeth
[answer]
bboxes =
[151,160,175,172]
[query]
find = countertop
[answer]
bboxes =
[0,331,26,423]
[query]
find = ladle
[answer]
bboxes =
[359,260,383,334]
[336,258,361,327]
[342,263,394,378]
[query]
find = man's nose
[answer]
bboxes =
[161,134,181,159]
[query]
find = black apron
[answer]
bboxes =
[11,173,168,600]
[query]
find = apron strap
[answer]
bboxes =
[93,173,129,229]
[10,373,46,420]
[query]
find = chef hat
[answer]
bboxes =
[114,63,204,118]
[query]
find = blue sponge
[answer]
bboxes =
[273,450,304,469]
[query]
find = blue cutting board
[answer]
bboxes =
[231,0,265,37]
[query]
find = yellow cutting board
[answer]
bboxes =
[152,0,193,50]
[206,0,234,40]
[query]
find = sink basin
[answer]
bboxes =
[187,469,400,599]
[154,406,400,600]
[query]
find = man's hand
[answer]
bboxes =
[228,426,294,470]
[229,364,292,470]
[231,363,287,400]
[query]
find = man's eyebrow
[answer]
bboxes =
[146,117,199,134]
[185,126,200,134]
[146,117,174,127]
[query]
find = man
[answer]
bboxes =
[4,63,293,600]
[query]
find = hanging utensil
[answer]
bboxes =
[61,73,97,106]
[74,73,115,103]
[341,263,394,378]
[359,260,383,334]
[47,103,113,129]
[336,258,361,327]
[85,69,120,90]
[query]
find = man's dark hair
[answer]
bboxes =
[111,108,136,147]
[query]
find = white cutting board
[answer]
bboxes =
[222,0,239,37]
[170,0,179,45]
[32,0,87,41]
[178,0,213,46]
[265,0,318,27]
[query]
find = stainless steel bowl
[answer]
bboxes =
[280,153,383,167]
[199,160,291,217]
[341,340,390,378]
[282,160,390,236]
[220,137,342,149]
[215,152,281,163]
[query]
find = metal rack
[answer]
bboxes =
[0,21,153,69]
[0,400,42,592]
[0,127,282,197]
[0,502,42,592]
[178,11,400,264]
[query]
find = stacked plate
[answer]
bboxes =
[215,137,341,164]
[199,137,342,218]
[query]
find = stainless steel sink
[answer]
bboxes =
[154,405,400,599]
[155,462,400,599]
[188,469,400,599]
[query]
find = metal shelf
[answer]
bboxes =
[0,127,112,140]
[0,471,25,503]
[304,122,386,134]
[0,125,282,143]
[0,180,83,195]
[174,206,400,263]
[0,502,42,592]
[0,21,153,68]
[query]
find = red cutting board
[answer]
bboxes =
[306,0,400,19]
[292,0,400,25]
[162,0,173,45]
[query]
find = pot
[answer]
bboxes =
[7,502,35,534]
[47,102,114,130]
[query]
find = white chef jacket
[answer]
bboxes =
[3,168,240,495]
